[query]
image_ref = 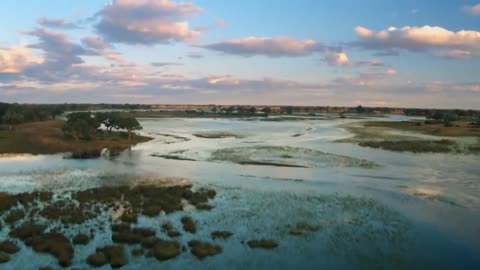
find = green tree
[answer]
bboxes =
[283,106,294,114]
[95,112,117,132]
[427,111,444,121]
[356,105,365,114]
[261,107,272,114]
[2,106,24,131]
[63,112,100,140]
[117,116,142,141]
[442,112,457,127]
[50,108,64,119]
[226,106,235,114]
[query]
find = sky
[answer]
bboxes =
[0,0,480,109]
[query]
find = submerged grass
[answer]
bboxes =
[192,131,245,139]
[210,145,378,168]
[0,184,217,267]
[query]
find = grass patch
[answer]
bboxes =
[358,139,455,153]
[192,131,244,139]
[0,120,151,155]
[151,154,196,161]
[364,121,480,137]
[338,120,480,154]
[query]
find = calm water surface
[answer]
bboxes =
[1,116,479,269]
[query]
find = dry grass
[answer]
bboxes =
[0,120,151,155]
[338,120,480,153]
[364,121,480,137]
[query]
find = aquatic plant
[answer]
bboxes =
[210,145,378,168]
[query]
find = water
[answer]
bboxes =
[1,116,479,269]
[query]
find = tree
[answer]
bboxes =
[0,103,10,120]
[442,112,457,127]
[2,106,24,131]
[117,116,142,141]
[226,106,235,114]
[22,107,47,122]
[50,107,64,119]
[427,111,444,121]
[261,107,272,114]
[95,112,116,132]
[63,112,100,140]
[283,106,294,114]
[356,105,365,114]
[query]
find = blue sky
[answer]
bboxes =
[1,0,480,108]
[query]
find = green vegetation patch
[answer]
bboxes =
[193,131,245,139]
[358,139,456,153]
[338,121,480,154]
[0,116,151,156]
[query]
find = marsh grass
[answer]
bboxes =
[364,121,480,137]
[210,145,378,168]
[0,120,151,155]
[358,140,455,153]
[192,131,245,139]
[338,120,480,154]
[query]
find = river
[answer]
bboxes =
[1,115,479,269]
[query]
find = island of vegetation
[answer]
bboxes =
[0,103,151,157]
[339,111,480,154]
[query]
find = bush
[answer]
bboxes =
[2,106,24,131]
[63,112,100,140]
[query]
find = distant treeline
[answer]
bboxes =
[207,105,388,114]
[403,108,480,118]
[1,103,479,126]
[0,103,64,130]
[209,105,480,118]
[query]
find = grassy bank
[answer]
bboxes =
[338,120,480,154]
[0,120,151,155]
[363,121,480,137]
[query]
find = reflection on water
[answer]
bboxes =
[1,116,479,269]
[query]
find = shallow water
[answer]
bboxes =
[1,116,479,269]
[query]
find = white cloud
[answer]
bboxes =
[354,25,480,59]
[463,3,480,15]
[95,0,203,45]
[202,36,325,57]
[324,51,350,66]
[0,46,44,73]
